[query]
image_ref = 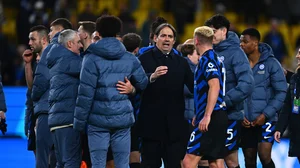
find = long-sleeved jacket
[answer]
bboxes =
[276,73,300,133]
[244,43,287,121]
[74,37,148,131]
[0,75,6,112]
[275,72,300,156]
[47,44,82,128]
[137,46,194,141]
[24,61,37,135]
[32,33,59,115]
[213,31,254,120]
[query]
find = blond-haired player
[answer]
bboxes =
[183,26,227,168]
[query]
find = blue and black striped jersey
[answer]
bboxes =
[194,49,226,125]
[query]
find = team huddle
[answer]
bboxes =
[0,13,298,168]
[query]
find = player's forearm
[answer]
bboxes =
[204,83,220,117]
[24,63,33,89]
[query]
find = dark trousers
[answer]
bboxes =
[49,146,57,168]
[35,114,56,168]
[140,138,186,168]
[51,127,81,168]
[27,109,36,151]
[81,133,92,167]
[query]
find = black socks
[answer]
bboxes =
[262,160,275,168]
[130,162,141,168]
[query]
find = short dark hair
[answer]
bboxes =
[30,25,49,41]
[30,25,48,33]
[204,14,230,33]
[155,23,177,39]
[78,21,96,36]
[96,15,122,37]
[180,44,195,57]
[50,18,73,30]
[150,17,167,40]
[122,33,142,52]
[241,28,261,42]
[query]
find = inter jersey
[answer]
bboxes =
[194,49,225,124]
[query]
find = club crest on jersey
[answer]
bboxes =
[259,64,265,70]
[258,64,265,74]
[218,56,224,63]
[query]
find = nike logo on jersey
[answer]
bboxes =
[225,143,232,147]
[264,136,272,139]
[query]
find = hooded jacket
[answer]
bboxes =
[47,44,82,128]
[244,43,287,121]
[32,32,59,115]
[74,37,148,131]
[213,31,254,120]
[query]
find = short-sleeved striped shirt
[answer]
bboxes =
[194,49,226,125]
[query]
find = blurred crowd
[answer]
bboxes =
[1,0,300,86]
[212,0,300,25]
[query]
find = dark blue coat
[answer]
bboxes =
[47,44,82,128]
[24,61,37,135]
[213,31,254,120]
[137,47,194,141]
[32,33,59,115]
[74,37,148,131]
[244,43,287,121]
[276,72,300,156]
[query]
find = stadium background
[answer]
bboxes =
[0,0,300,167]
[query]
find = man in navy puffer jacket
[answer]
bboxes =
[205,14,254,168]
[240,28,287,168]
[32,18,72,168]
[23,25,49,155]
[74,15,148,168]
[47,29,83,168]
